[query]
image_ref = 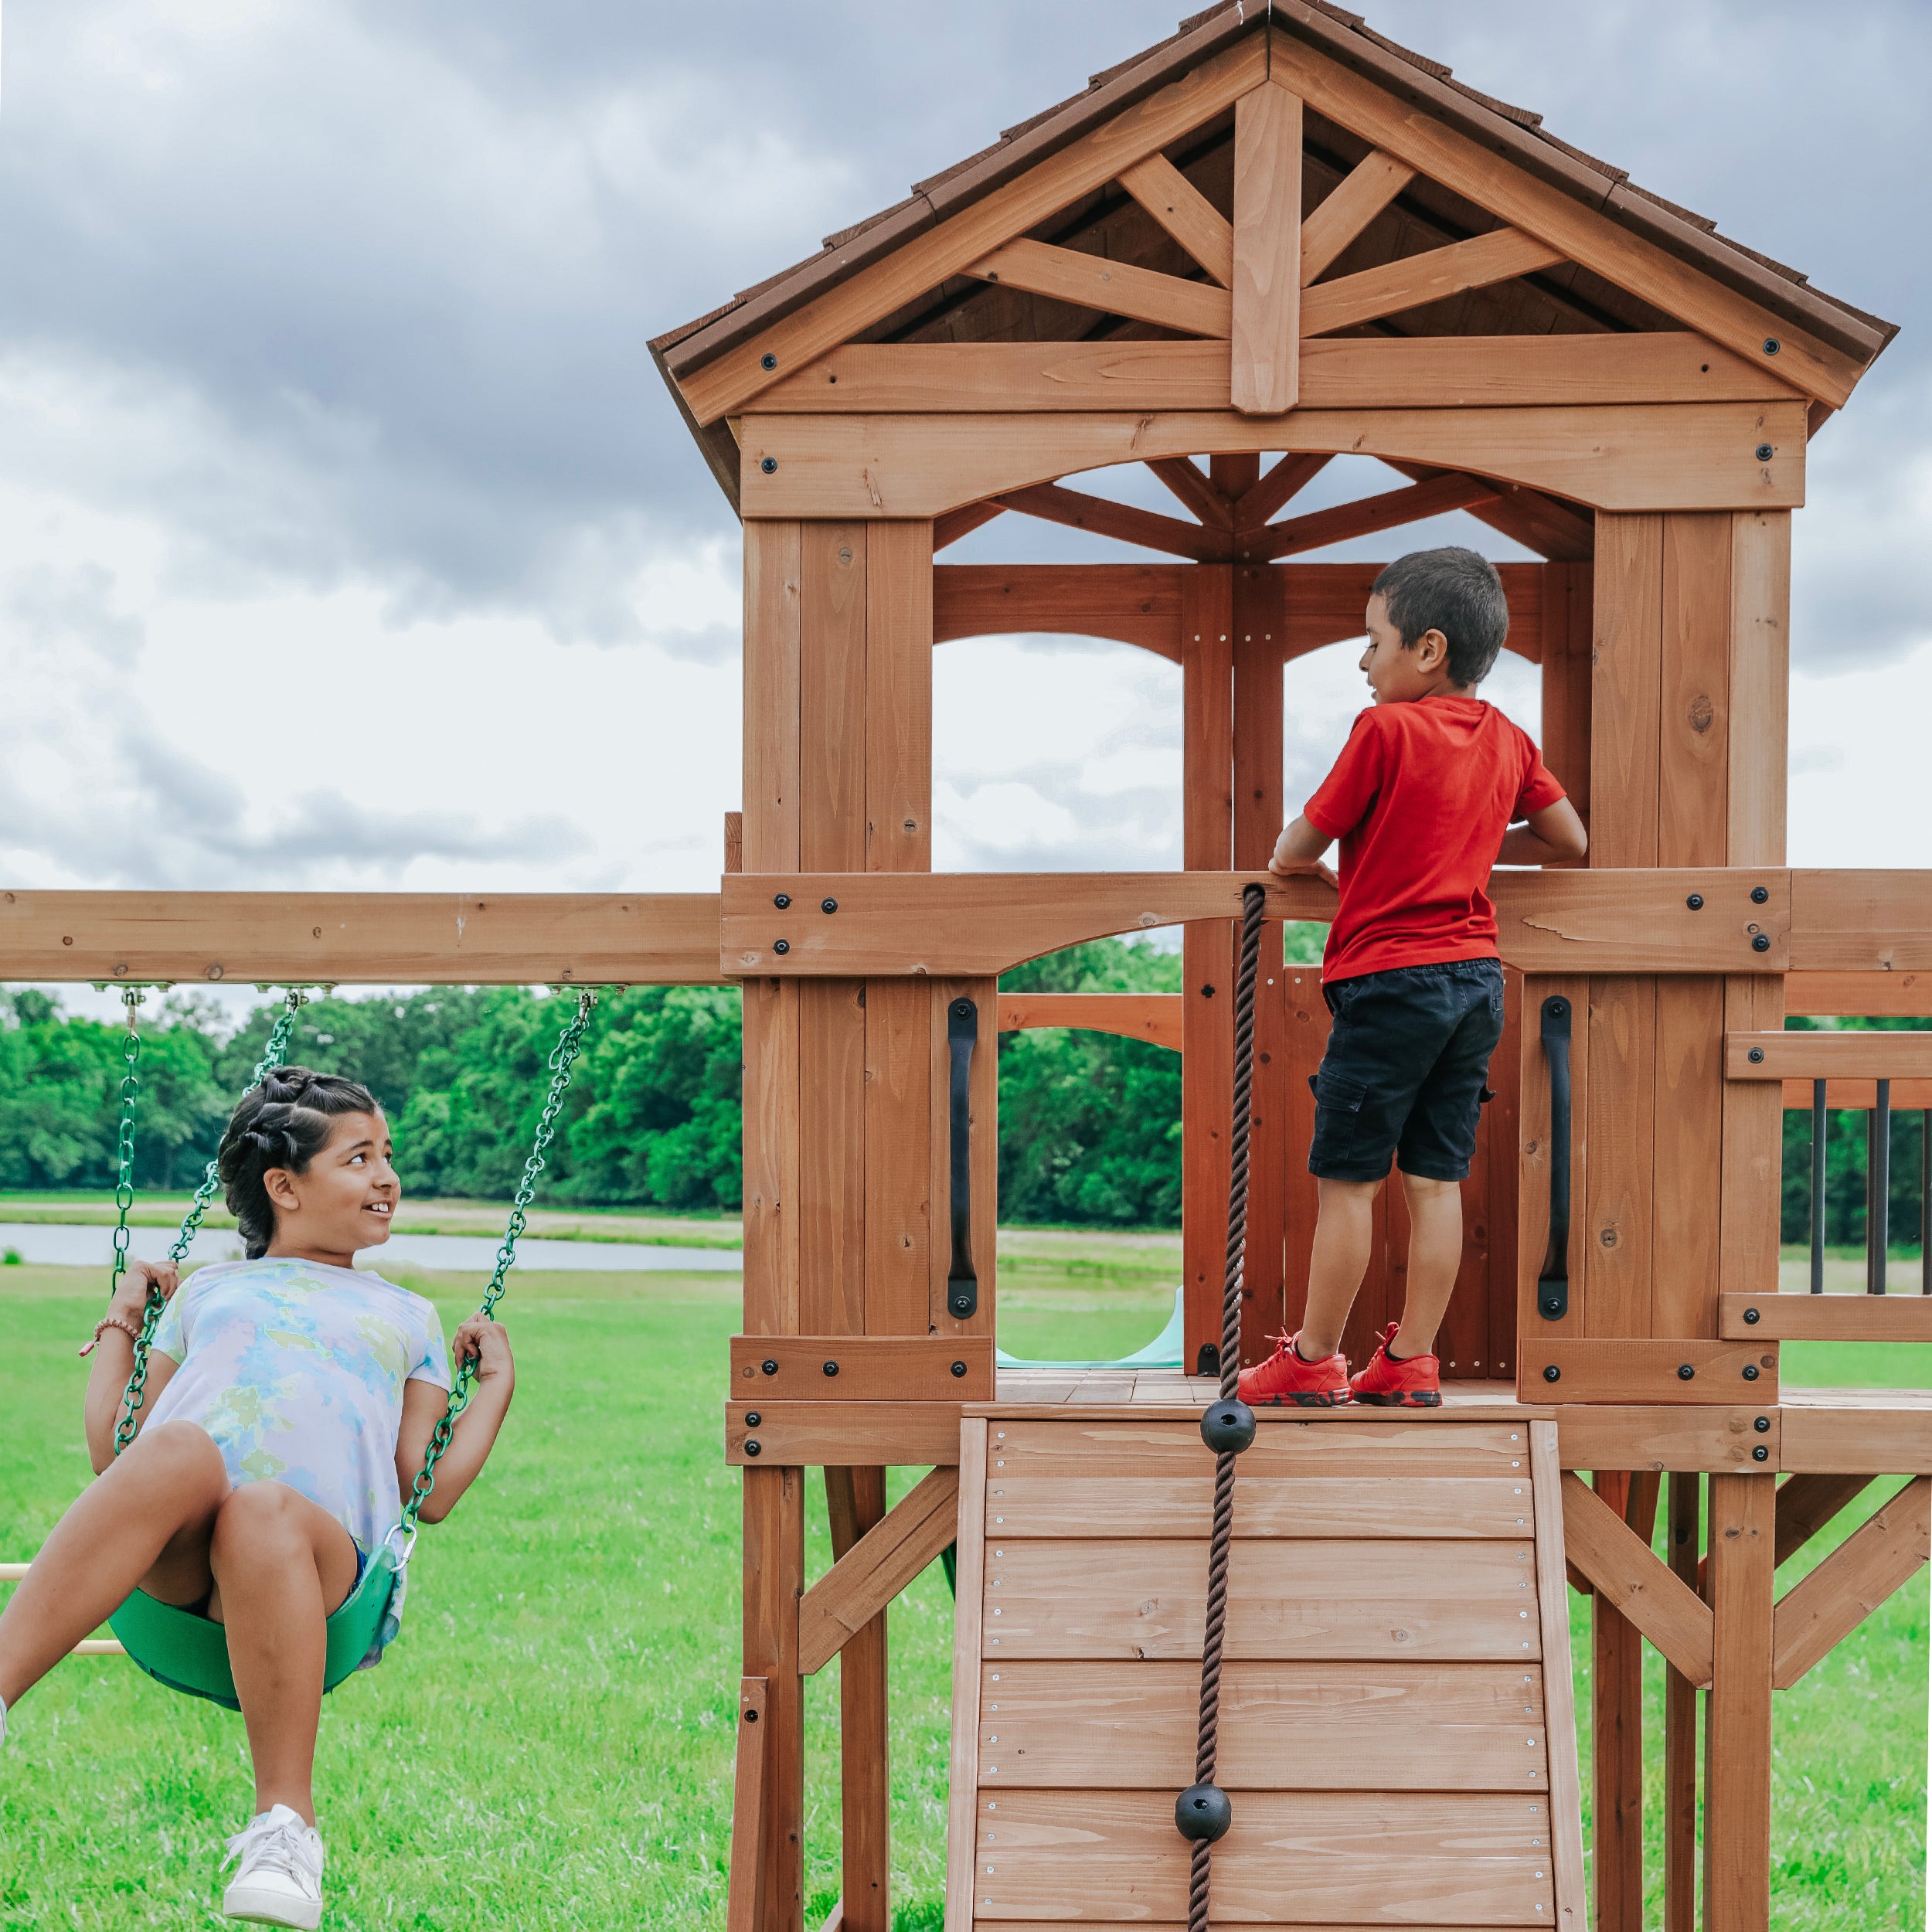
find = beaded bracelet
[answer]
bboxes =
[78,1313,143,1359]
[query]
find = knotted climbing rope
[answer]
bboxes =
[1174,879,1267,1931]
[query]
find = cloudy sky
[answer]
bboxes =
[0,0,1925,996]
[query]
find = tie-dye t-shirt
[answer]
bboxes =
[145,1257,450,1562]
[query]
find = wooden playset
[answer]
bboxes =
[3,5,1927,1929]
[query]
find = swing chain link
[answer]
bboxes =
[403,988,597,1533]
[114,990,309,1459]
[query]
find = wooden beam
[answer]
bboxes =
[1117,151,1234,287]
[731,1335,994,1403]
[726,1402,964,1469]
[1591,1469,1645,1932]
[0,890,724,987]
[1774,1472,1877,1569]
[798,1466,961,1676]
[1770,1477,1931,1690]
[1727,1029,1932,1080]
[1719,1293,1932,1344]
[754,333,1806,416]
[1381,457,1595,563]
[743,1468,804,1932]
[1781,1400,1932,1477]
[740,400,1810,520]
[675,34,1267,422]
[932,502,1003,552]
[1662,1473,1700,1932]
[724,1678,770,1932]
[1299,148,1416,284]
[1524,1338,1776,1406]
[825,1468,889,1932]
[991,481,1227,561]
[995,991,1183,1049]
[1301,227,1566,338]
[1233,451,1332,529]
[1791,869,1932,971]
[1267,27,1864,406]
[1561,1472,1714,1686]
[934,563,1185,656]
[967,237,1231,338]
[1230,83,1301,413]
[1702,1472,1774,1930]
[1145,457,1231,527]
[1246,471,1500,563]
[1786,968,1932,1018]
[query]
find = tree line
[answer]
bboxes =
[0,974,1921,1242]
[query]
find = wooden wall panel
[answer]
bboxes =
[1182,566,1236,1369]
[864,978,932,1336]
[742,978,801,1335]
[866,520,934,872]
[743,521,802,874]
[1588,514,1664,869]
[1538,560,1594,832]
[1651,977,1726,1338]
[1584,976,1655,1338]
[800,523,868,872]
[1704,1473,1774,1931]
[798,979,866,1335]
[1281,966,1326,1345]
[1726,511,1791,869]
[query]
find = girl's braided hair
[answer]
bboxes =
[216,1066,381,1259]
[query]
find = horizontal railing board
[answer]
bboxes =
[987,1417,1535,1477]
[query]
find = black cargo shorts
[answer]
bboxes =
[1308,958,1505,1184]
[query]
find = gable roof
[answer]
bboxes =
[653,1,1897,509]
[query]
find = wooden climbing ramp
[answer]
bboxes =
[944,1413,1585,1929]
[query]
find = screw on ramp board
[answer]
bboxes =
[944,1413,1583,1929]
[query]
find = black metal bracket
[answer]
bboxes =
[947,998,978,1318]
[1538,995,1573,1321]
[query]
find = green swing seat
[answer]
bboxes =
[107,1538,404,1713]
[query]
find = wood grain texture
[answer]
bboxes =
[825,1469,889,1932]
[1298,148,1415,284]
[1727,511,1791,867]
[1230,83,1301,414]
[678,34,1269,422]
[1702,1473,1774,1932]
[1789,869,1932,972]
[798,1467,961,1675]
[798,978,867,1335]
[981,1539,1543,1661]
[929,975,998,1340]
[1784,969,1932,1019]
[743,1467,804,1932]
[1301,226,1565,338]
[1234,451,1332,528]
[730,1335,994,1403]
[866,519,933,872]
[1589,512,1663,869]
[1662,1471,1701,1932]
[1659,512,1733,867]
[1562,1473,1713,1685]
[1771,1477,1931,1690]
[1522,1338,1776,1406]
[1146,456,1232,528]
[968,238,1233,338]
[1590,1477,1644,1930]
[1726,1029,1932,1079]
[1650,977,1725,1338]
[743,520,802,873]
[756,333,1804,414]
[725,1678,769,1932]
[726,1401,964,1469]
[801,522,869,873]
[1583,975,1655,1338]
[1265,29,1860,406]
[944,1421,988,1932]
[1720,1293,1932,1343]
[933,500,1005,552]
[1244,471,1498,563]
[934,563,1185,655]
[986,1418,1538,1477]
[1528,1421,1588,1931]
[995,992,1182,1050]
[1719,975,1787,1301]
[1117,151,1235,286]
[1773,1472,1878,1568]
[991,481,1225,562]
[739,402,1810,521]
[863,977,933,1336]
[742,978,801,1335]
[1777,1077,1932,1109]
[974,1658,1548,1791]
[1536,561,1593,828]
[964,1787,1556,1923]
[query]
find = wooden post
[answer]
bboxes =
[825,1468,890,1932]
[1664,1471,1701,1932]
[744,1466,805,1932]
[1590,1471,1643,1931]
[1230,83,1301,415]
[726,1678,771,1932]
[1704,1472,1774,1932]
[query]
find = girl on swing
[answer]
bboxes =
[0,1068,515,1929]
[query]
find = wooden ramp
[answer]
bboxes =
[945,1414,1584,1930]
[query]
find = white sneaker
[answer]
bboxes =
[222,1804,325,1928]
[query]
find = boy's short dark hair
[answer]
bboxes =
[1372,546,1510,688]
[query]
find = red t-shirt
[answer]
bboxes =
[1304,696,1565,983]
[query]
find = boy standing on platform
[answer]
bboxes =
[1240,546,1588,1409]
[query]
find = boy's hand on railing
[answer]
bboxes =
[1269,854,1338,890]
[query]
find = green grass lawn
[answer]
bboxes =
[1,1261,1926,1928]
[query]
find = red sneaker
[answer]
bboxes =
[1349,1325,1443,1407]
[1237,1332,1351,1408]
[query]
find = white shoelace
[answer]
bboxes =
[223,1808,323,1890]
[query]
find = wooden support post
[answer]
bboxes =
[1703,1472,1774,1932]
[1539,560,1594,834]
[726,1678,770,1932]
[1230,82,1301,415]
[744,1467,804,1932]
[1182,564,1235,1370]
[1590,1470,1644,1931]
[1663,1471,1700,1932]
[824,1468,889,1932]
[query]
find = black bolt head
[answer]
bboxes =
[773,938,790,954]
[1753,1444,1770,1461]
[762,1359,779,1376]
[774,893,791,909]
[1543,1364,1561,1383]
[1743,1364,1760,1382]
[760,352,777,371]
[1678,1363,1696,1381]
[745,1411,761,1427]
[1755,1415,1771,1432]
[1763,337,1781,355]
[1200,1398,1257,1455]
[1686,893,1705,910]
[951,1360,968,1379]
[1547,998,1567,1016]
[1749,1048,1765,1063]
[760,455,778,474]
[1744,1307,1760,1325]
[1752,934,1771,953]
[821,897,838,914]
[745,1439,762,1457]
[822,1360,839,1377]
[954,1000,972,1019]
[1755,443,1774,462]
[1175,1783,1232,1842]
[951,1293,973,1315]
[1199,984,1216,998]
[1751,886,1770,904]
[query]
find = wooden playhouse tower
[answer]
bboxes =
[647,8,1927,1930]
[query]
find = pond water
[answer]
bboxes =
[0,1222,741,1274]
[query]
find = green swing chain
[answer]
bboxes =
[112,991,310,1459]
[106,990,144,1312]
[400,988,597,1534]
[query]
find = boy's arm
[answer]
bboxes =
[1497,798,1588,866]
[1269,815,1338,886]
